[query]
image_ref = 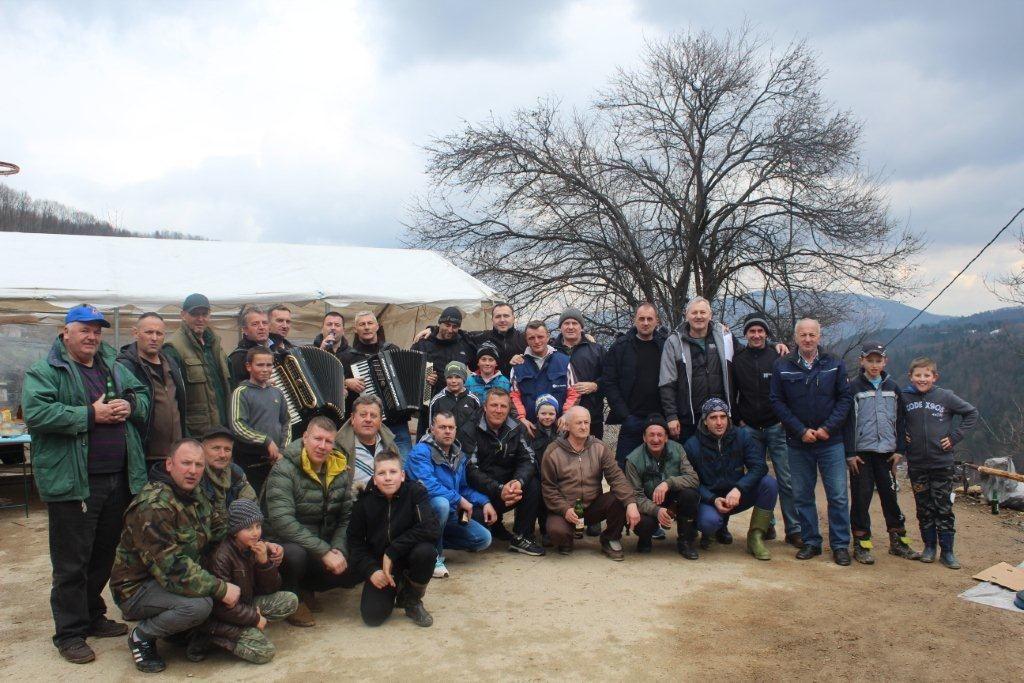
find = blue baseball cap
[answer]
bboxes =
[65,304,111,328]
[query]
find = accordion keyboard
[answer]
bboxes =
[270,366,303,426]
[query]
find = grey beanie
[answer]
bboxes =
[742,313,772,337]
[558,307,585,327]
[439,306,463,325]
[228,498,264,536]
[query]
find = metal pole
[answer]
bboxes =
[113,307,121,347]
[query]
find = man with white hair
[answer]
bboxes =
[770,318,853,565]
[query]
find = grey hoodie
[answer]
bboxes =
[900,385,979,470]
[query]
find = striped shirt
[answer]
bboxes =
[76,361,127,474]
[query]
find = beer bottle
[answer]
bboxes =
[573,498,586,536]
[104,372,117,403]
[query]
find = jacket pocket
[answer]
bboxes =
[33,441,76,499]
[183,359,208,385]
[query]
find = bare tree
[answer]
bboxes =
[990,230,1024,306]
[406,28,921,334]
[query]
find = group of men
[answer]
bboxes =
[22,293,950,670]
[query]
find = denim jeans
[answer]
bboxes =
[744,424,801,536]
[788,441,851,549]
[429,496,492,559]
[614,414,645,470]
[696,476,778,535]
[389,421,413,457]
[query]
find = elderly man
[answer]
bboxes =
[731,312,802,548]
[624,414,701,558]
[227,306,290,388]
[268,305,296,349]
[165,293,231,437]
[339,310,413,454]
[334,395,399,492]
[23,304,151,665]
[552,308,605,439]
[314,311,350,357]
[541,407,640,560]
[111,439,242,673]
[198,425,257,515]
[602,303,668,468]
[770,318,853,565]
[118,312,187,472]
[461,388,545,556]
[264,416,358,627]
[407,412,494,579]
[683,399,777,561]
[510,321,579,437]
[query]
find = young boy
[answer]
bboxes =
[844,342,919,564]
[229,346,290,495]
[346,449,440,627]
[531,394,561,546]
[466,342,512,404]
[902,357,979,569]
[196,499,297,664]
[427,361,481,430]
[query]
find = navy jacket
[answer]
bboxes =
[600,327,668,424]
[552,334,604,424]
[769,348,852,447]
[683,423,768,504]
[900,385,979,470]
[510,348,575,422]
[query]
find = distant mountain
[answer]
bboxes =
[846,294,952,329]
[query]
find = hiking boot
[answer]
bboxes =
[287,601,316,627]
[557,545,573,556]
[397,580,433,627]
[128,628,166,673]
[636,537,653,553]
[699,532,713,550]
[88,616,128,638]
[795,544,822,560]
[939,532,961,570]
[299,589,322,613]
[58,638,95,664]
[677,518,699,560]
[785,533,804,549]
[508,535,546,556]
[746,508,772,561]
[600,537,624,561]
[833,547,852,566]
[185,631,210,663]
[853,538,875,565]
[491,522,513,542]
[919,526,937,563]
[715,526,733,545]
[586,523,602,537]
[888,531,921,560]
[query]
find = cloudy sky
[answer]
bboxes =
[2,0,1022,315]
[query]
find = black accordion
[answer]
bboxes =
[351,348,429,420]
[270,346,347,428]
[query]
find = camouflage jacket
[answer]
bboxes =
[110,463,228,604]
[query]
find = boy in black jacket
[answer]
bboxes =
[347,450,440,627]
[843,343,919,564]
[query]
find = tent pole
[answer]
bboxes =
[113,307,121,347]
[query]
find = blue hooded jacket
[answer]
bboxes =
[406,434,490,509]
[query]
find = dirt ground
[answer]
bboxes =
[2,478,1023,681]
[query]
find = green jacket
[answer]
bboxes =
[164,326,230,437]
[22,337,151,502]
[624,440,700,517]
[263,438,355,559]
[110,465,228,604]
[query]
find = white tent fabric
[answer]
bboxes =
[0,231,497,312]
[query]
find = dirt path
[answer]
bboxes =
[1,485,1022,681]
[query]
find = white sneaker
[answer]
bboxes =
[607,539,623,552]
[432,557,450,578]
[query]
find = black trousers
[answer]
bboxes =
[360,542,435,627]
[849,452,907,537]
[635,488,700,542]
[472,476,542,539]
[909,466,956,534]
[279,542,361,593]
[234,443,272,497]
[47,471,130,647]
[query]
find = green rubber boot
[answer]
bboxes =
[747,508,772,561]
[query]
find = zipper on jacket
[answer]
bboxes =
[386,499,393,544]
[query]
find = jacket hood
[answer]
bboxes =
[361,478,410,501]
[420,433,464,463]
[148,461,199,503]
[696,419,736,444]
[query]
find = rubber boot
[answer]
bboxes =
[746,508,772,561]
[397,580,434,627]
[888,530,922,560]
[853,536,875,565]
[676,518,699,560]
[938,532,961,570]
[919,526,937,563]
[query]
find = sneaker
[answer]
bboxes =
[128,629,166,673]
[833,547,852,566]
[432,557,450,578]
[58,638,95,664]
[508,535,546,557]
[601,537,625,561]
[652,527,666,540]
[88,616,128,638]
[795,544,822,560]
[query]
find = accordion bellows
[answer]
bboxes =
[271,346,347,428]
[351,348,429,421]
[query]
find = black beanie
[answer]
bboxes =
[742,313,772,337]
[439,306,463,326]
[643,413,669,434]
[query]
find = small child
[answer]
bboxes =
[229,346,290,495]
[843,342,919,564]
[530,394,561,545]
[466,342,512,404]
[197,499,297,664]
[427,361,482,430]
[901,357,979,569]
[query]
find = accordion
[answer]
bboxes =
[270,346,347,428]
[351,348,429,420]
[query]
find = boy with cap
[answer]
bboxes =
[843,342,919,564]
[466,341,512,404]
[229,347,290,496]
[426,361,481,432]
[194,499,297,664]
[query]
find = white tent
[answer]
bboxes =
[0,231,499,346]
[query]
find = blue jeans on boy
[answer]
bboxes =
[696,476,778,535]
[388,421,412,457]
[429,496,492,559]
[788,441,850,550]
[744,423,801,537]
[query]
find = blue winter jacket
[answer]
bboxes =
[406,434,490,509]
[769,348,852,447]
[466,372,512,404]
[510,346,574,422]
[683,423,767,504]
